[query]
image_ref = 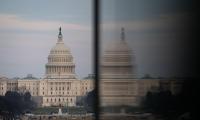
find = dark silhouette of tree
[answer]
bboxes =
[144,90,177,113]
[0,91,36,119]
[76,96,85,106]
[23,91,36,111]
[24,92,31,102]
[0,96,7,112]
[5,91,23,115]
[143,80,197,120]
[84,90,95,112]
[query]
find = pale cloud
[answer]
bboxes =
[0,14,89,31]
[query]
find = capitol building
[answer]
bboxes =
[0,27,184,107]
[0,28,94,107]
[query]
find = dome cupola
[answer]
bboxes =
[45,27,76,79]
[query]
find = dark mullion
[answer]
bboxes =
[93,0,100,120]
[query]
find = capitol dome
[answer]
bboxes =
[101,28,135,79]
[45,27,76,79]
[50,43,70,53]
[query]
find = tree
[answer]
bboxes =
[143,90,174,113]
[0,91,36,119]
[24,92,31,102]
[142,79,196,120]
[84,90,95,112]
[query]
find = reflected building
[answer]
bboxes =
[100,28,138,106]
[100,28,183,107]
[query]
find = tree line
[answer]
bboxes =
[0,91,36,119]
[142,80,197,120]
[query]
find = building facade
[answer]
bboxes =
[0,28,94,107]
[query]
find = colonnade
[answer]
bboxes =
[46,66,75,74]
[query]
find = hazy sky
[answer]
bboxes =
[101,0,194,78]
[0,0,195,79]
[0,0,92,78]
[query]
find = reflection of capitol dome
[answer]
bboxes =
[105,39,131,53]
[101,28,135,79]
[45,27,76,79]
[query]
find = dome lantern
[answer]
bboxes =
[57,27,63,43]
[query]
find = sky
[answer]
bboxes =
[101,0,196,78]
[0,0,196,79]
[0,0,92,79]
